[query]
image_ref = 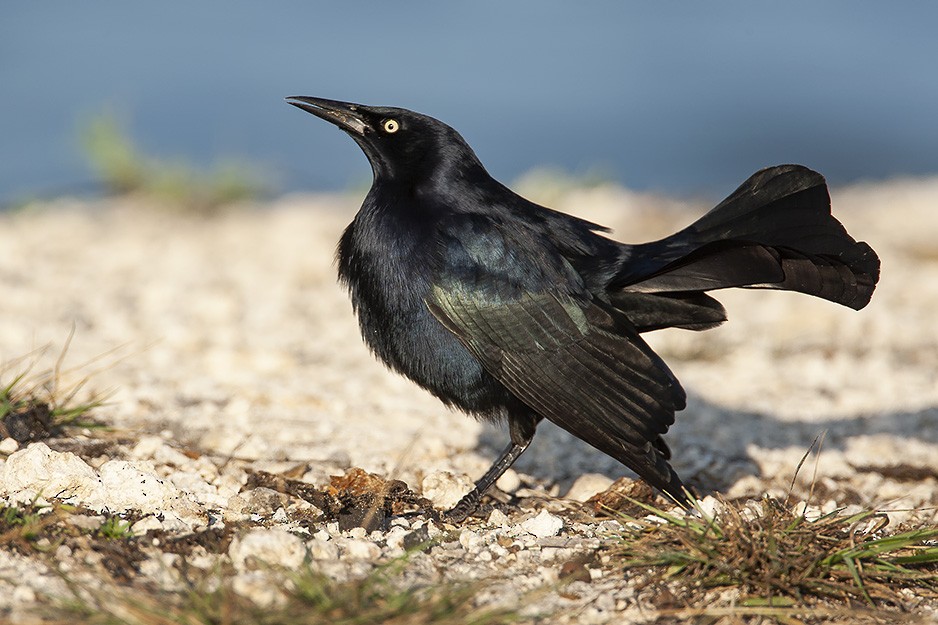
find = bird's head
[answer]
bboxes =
[286,96,483,186]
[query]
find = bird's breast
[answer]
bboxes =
[336,208,505,416]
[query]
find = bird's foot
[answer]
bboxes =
[442,504,470,524]
[441,489,482,524]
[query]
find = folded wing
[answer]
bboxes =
[428,284,689,502]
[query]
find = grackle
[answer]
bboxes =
[286,96,880,521]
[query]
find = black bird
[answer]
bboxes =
[286,96,880,520]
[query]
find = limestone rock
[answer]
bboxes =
[520,509,563,538]
[0,443,98,504]
[563,473,614,503]
[421,471,473,509]
[0,443,202,525]
[229,528,306,572]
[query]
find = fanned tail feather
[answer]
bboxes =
[614,165,880,317]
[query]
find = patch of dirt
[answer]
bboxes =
[157,526,236,556]
[0,504,152,585]
[92,537,148,583]
[47,435,131,461]
[1,402,56,444]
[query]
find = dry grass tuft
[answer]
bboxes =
[602,495,938,620]
[1,337,110,442]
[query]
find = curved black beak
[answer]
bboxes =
[285,96,370,136]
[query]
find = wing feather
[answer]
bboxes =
[428,286,688,499]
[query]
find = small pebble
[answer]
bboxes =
[458,529,483,551]
[520,510,563,538]
[695,495,724,519]
[385,526,409,551]
[563,473,614,502]
[131,516,164,535]
[230,487,288,516]
[344,538,381,560]
[488,508,510,527]
[495,469,521,493]
[308,538,339,560]
[229,529,306,571]
[421,471,473,509]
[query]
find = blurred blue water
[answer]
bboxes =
[3,2,937,203]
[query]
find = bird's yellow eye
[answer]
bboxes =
[382,119,400,134]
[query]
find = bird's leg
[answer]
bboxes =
[444,413,540,523]
[443,441,528,522]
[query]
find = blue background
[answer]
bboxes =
[3,2,937,202]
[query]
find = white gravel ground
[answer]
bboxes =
[1,176,937,621]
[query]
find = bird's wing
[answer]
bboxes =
[427,266,688,500]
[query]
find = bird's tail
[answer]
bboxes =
[610,165,880,330]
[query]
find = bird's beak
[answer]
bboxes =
[285,96,370,136]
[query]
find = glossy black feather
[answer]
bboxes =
[428,288,687,499]
[619,165,879,310]
[288,96,881,512]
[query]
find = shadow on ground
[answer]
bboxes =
[475,393,938,499]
